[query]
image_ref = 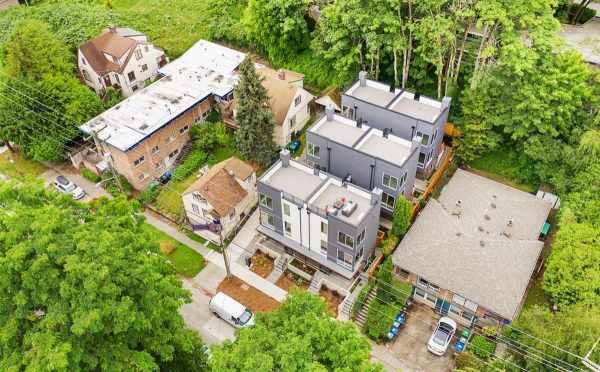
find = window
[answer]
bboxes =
[261,212,276,228]
[357,228,366,246]
[154,160,164,170]
[289,115,296,128]
[128,71,136,82]
[421,133,430,145]
[82,70,91,81]
[356,246,364,260]
[141,64,148,72]
[179,125,189,134]
[133,155,145,167]
[166,135,175,144]
[452,294,466,306]
[192,204,200,214]
[193,194,204,203]
[449,305,475,323]
[320,221,328,234]
[168,149,179,159]
[259,193,273,209]
[418,277,439,292]
[138,172,149,181]
[320,240,328,254]
[81,58,87,65]
[415,287,437,304]
[132,85,139,92]
[151,145,160,155]
[342,105,354,119]
[229,209,235,219]
[433,129,438,141]
[418,152,426,166]
[307,143,320,158]
[399,172,407,187]
[382,173,398,190]
[337,250,353,267]
[294,95,301,106]
[337,232,354,248]
[284,221,292,236]
[283,203,291,216]
[381,192,396,210]
[135,49,143,60]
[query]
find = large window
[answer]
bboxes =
[418,277,439,292]
[135,49,143,60]
[133,155,145,167]
[320,240,328,254]
[284,221,292,236]
[418,152,426,166]
[337,232,354,248]
[414,287,436,304]
[399,172,407,187]
[382,173,398,190]
[294,95,301,106]
[259,193,273,209]
[337,250,353,268]
[307,143,320,158]
[381,192,396,210]
[321,221,328,234]
[421,133,430,145]
[168,149,179,159]
[128,71,136,82]
[283,203,291,216]
[151,145,160,155]
[261,212,276,228]
[449,305,475,324]
[357,228,366,246]
[82,70,91,81]
[192,204,200,214]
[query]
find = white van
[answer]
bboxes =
[209,292,255,328]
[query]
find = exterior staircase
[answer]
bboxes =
[308,271,325,294]
[354,285,378,329]
[173,141,194,168]
[266,254,288,283]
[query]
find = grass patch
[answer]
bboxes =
[207,142,237,166]
[0,151,47,178]
[141,223,205,277]
[523,276,550,310]
[467,149,537,193]
[154,175,197,219]
[184,230,223,253]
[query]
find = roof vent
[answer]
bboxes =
[479,240,485,247]
[139,124,149,131]
[341,201,357,217]
[507,218,513,227]
[478,226,484,232]
[382,128,390,138]
[414,92,421,101]
[484,214,490,221]
[452,200,462,216]
[389,84,395,93]
[357,118,363,128]
[491,202,496,209]
[456,232,462,237]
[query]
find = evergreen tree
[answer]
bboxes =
[234,57,276,166]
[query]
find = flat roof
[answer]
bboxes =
[310,115,368,147]
[354,129,413,167]
[350,85,396,107]
[392,169,552,320]
[310,180,371,225]
[81,40,245,152]
[389,96,441,122]
[261,161,325,201]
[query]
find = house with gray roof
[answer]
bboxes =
[341,71,451,176]
[392,169,552,327]
[306,106,419,215]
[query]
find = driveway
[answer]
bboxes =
[389,303,455,372]
[560,18,600,66]
[180,262,236,345]
[41,163,111,202]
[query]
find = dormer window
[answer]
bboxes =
[135,49,143,60]
[294,95,301,106]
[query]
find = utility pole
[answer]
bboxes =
[90,126,123,193]
[583,337,600,371]
[219,226,231,277]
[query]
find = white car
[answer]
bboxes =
[427,317,457,356]
[53,175,86,200]
[209,292,255,329]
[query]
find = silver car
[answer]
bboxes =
[53,175,86,200]
[427,317,457,356]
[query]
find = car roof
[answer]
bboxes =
[212,292,246,317]
[439,316,457,329]
[56,175,70,184]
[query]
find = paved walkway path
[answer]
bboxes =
[144,212,287,302]
[560,18,600,65]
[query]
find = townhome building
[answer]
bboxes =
[306,106,419,215]
[392,169,552,328]
[257,149,382,279]
[341,71,451,175]
[74,40,245,190]
[182,157,256,245]
[78,26,168,97]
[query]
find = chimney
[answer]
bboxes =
[442,96,452,110]
[382,128,390,138]
[357,117,363,128]
[326,104,335,121]
[371,188,382,206]
[359,71,367,87]
[280,148,291,167]
[389,83,395,93]
[313,166,320,176]
[277,69,286,80]
[414,92,421,101]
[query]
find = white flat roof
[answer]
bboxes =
[355,129,414,167]
[310,114,368,147]
[81,40,245,152]
[346,80,400,107]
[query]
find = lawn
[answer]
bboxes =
[467,149,538,193]
[0,150,47,178]
[141,223,205,277]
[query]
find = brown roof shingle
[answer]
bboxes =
[79,29,139,75]
[257,67,305,126]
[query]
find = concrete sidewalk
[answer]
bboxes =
[144,212,287,302]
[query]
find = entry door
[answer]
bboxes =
[103,75,111,87]
[435,298,450,315]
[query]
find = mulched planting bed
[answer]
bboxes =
[250,250,275,278]
[319,285,344,315]
[275,270,310,292]
[217,276,280,313]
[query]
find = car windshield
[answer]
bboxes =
[238,309,253,325]
[433,326,450,346]
[64,183,77,192]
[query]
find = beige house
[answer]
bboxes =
[78,26,168,97]
[182,157,257,244]
[75,40,245,190]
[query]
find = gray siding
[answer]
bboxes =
[257,182,283,234]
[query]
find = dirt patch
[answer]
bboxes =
[249,250,274,278]
[319,285,344,315]
[217,276,280,313]
[275,270,309,292]
[159,241,175,255]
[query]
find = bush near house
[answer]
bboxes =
[81,168,101,183]
[172,150,207,181]
[352,279,375,319]
[469,335,496,359]
[363,300,398,341]
[137,185,162,205]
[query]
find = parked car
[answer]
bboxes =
[427,317,457,356]
[53,175,86,200]
[209,292,255,329]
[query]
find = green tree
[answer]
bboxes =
[234,57,276,166]
[243,0,311,62]
[0,180,207,371]
[391,196,412,237]
[210,291,384,371]
[0,20,104,161]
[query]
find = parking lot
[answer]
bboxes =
[389,303,455,372]
[41,163,111,202]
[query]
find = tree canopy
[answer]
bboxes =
[0,180,206,371]
[210,291,384,372]
[234,57,276,166]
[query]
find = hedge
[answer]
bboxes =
[172,150,207,181]
[138,185,162,205]
[469,335,496,359]
[363,296,398,341]
[81,168,100,183]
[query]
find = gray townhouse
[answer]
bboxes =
[306,107,419,215]
[341,71,451,175]
[257,149,382,279]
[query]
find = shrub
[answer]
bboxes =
[469,335,496,359]
[363,300,398,341]
[482,326,498,338]
[102,173,133,197]
[138,185,162,205]
[381,235,399,256]
[455,351,482,370]
[172,150,207,181]
[81,168,100,183]
[352,279,375,319]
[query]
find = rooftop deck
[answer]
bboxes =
[310,180,372,226]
